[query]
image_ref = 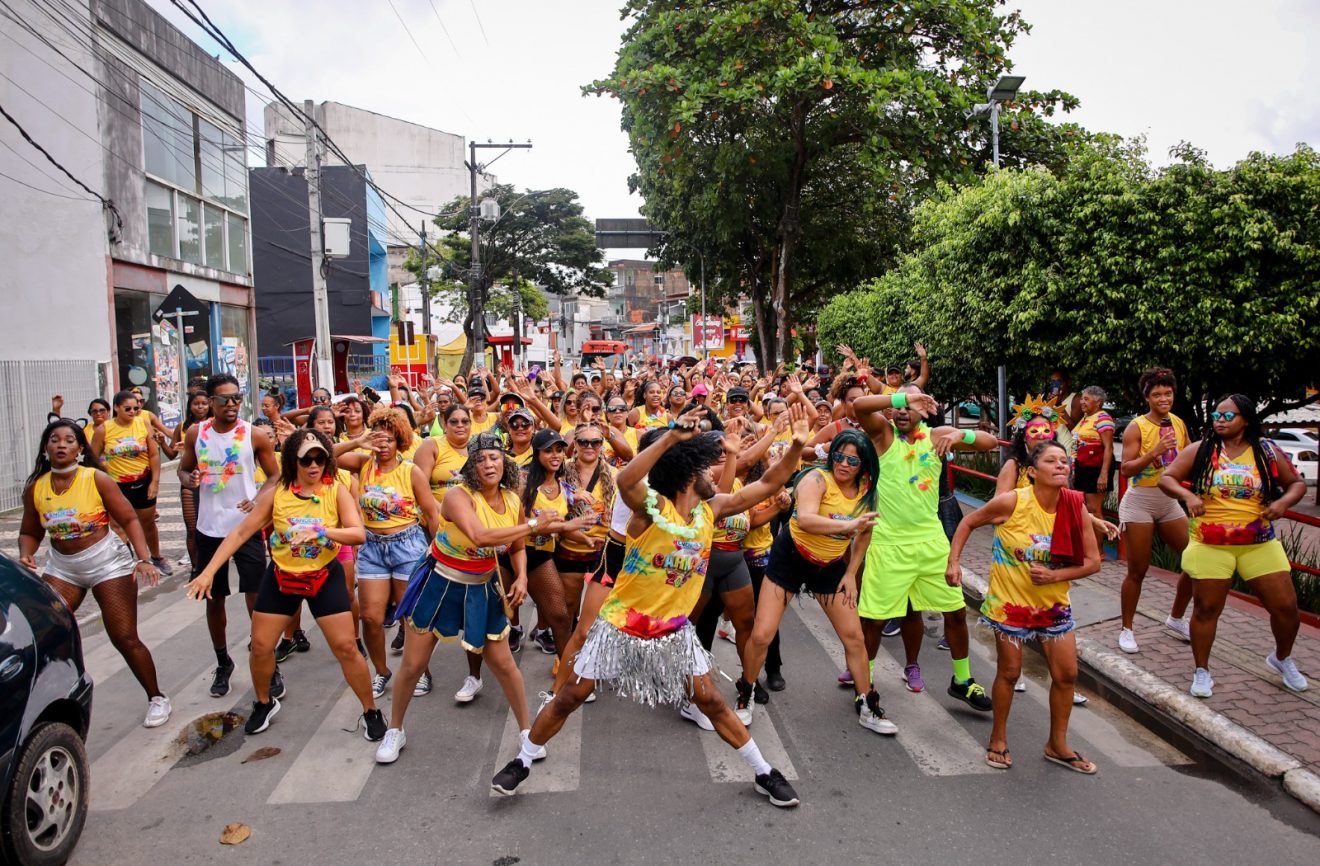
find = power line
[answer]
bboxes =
[425,0,462,55]
[466,0,489,47]
[384,0,432,64]
[0,167,99,200]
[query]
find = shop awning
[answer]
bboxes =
[623,323,659,334]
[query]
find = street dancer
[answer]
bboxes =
[492,410,808,807]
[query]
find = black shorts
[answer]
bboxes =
[591,537,626,587]
[1072,462,1114,494]
[703,547,752,594]
[194,531,266,597]
[254,560,351,619]
[555,548,602,576]
[526,548,555,571]
[118,472,156,509]
[765,525,847,596]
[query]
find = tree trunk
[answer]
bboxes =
[773,103,809,367]
[752,290,774,373]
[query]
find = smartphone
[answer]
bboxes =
[529,365,541,381]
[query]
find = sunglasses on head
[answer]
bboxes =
[830,453,862,467]
[212,394,242,406]
[1210,410,1239,423]
[575,437,604,448]
[297,452,328,467]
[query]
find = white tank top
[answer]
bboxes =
[195,419,259,537]
[609,488,633,535]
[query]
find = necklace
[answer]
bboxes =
[197,421,247,492]
[290,482,323,504]
[49,463,79,475]
[643,486,704,540]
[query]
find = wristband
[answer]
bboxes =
[890,393,908,409]
[961,429,977,445]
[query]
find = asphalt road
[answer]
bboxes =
[4,472,1318,865]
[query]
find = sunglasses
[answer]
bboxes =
[607,405,627,412]
[509,420,532,430]
[297,452,328,467]
[212,394,242,406]
[830,453,862,467]
[575,438,604,448]
[312,395,330,404]
[122,405,141,413]
[564,401,578,408]
[1210,411,1239,423]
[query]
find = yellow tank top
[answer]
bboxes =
[430,485,520,573]
[527,483,569,552]
[789,468,865,565]
[270,481,341,571]
[512,447,535,468]
[637,409,669,431]
[358,459,418,530]
[254,451,282,485]
[469,413,497,436]
[713,479,750,550]
[428,439,467,502]
[604,426,639,467]
[982,487,1072,629]
[34,467,110,542]
[102,415,150,481]
[743,496,776,557]
[1132,414,1190,487]
[600,497,714,637]
[1014,463,1030,489]
[559,464,613,556]
[560,419,577,436]
[1191,444,1276,545]
[399,436,420,462]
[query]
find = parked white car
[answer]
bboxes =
[1272,428,1318,485]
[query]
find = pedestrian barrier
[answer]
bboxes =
[0,360,103,513]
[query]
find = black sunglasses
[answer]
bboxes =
[312,395,331,404]
[212,394,242,406]
[831,453,861,467]
[297,452,328,467]
[575,438,604,448]
[607,404,627,412]
[509,420,532,430]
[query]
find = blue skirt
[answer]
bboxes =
[395,561,509,653]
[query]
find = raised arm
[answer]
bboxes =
[616,410,706,514]
[912,342,930,390]
[715,405,811,517]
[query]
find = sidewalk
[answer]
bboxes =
[954,505,1320,814]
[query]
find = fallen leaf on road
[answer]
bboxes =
[220,823,250,845]
[241,747,281,763]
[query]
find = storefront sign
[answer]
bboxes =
[693,315,724,351]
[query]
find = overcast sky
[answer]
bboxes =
[150,0,1320,231]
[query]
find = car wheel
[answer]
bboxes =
[1,722,89,866]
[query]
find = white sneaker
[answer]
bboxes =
[1073,691,1088,706]
[679,700,715,731]
[1118,628,1139,654]
[584,688,597,703]
[143,695,172,728]
[535,690,554,717]
[520,728,547,762]
[1013,681,1027,693]
[858,703,898,736]
[1190,667,1214,698]
[375,728,406,763]
[1165,616,1191,642]
[734,702,753,726]
[455,675,483,703]
[1266,653,1309,692]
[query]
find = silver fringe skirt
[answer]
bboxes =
[572,617,716,708]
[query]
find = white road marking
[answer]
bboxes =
[489,653,583,796]
[701,638,797,782]
[267,686,378,804]
[81,591,206,685]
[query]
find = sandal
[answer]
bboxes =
[985,746,1012,770]
[1044,750,1097,775]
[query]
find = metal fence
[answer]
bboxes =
[0,360,105,513]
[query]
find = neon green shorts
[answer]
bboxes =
[1182,539,1290,581]
[857,534,963,620]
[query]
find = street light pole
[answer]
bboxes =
[465,140,531,375]
[699,251,706,358]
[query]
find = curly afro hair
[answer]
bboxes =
[637,427,725,499]
[367,404,413,451]
[460,431,521,491]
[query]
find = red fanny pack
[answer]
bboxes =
[273,565,329,597]
[1075,440,1105,468]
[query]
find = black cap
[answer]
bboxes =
[727,387,750,401]
[532,428,566,451]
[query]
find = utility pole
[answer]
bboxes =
[419,221,432,375]
[464,139,531,375]
[511,266,522,365]
[304,99,333,392]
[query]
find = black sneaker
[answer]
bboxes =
[390,627,406,656]
[735,677,754,724]
[275,637,296,663]
[245,698,280,734]
[753,681,770,705]
[270,667,287,701]
[491,759,530,795]
[531,628,556,655]
[754,768,800,807]
[210,662,235,698]
[881,619,902,638]
[362,708,387,742]
[293,630,311,653]
[766,670,786,692]
[508,625,525,653]
[948,676,992,712]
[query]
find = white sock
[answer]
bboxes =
[517,734,541,768]
[737,739,772,776]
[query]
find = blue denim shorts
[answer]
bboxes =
[981,616,1076,644]
[357,523,428,580]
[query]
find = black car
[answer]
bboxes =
[0,553,93,866]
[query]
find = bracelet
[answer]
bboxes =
[962,429,977,445]
[891,393,908,409]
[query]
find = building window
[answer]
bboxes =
[140,78,249,276]
[654,274,665,285]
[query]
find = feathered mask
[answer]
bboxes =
[1011,394,1062,430]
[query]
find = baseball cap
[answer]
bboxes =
[294,432,328,458]
[532,428,566,451]
[727,387,749,402]
[507,407,535,425]
[692,384,709,397]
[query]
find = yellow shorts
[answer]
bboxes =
[857,533,964,620]
[1182,539,1290,581]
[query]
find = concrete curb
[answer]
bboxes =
[958,567,1320,815]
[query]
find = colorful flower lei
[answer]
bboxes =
[198,421,247,492]
[644,486,704,540]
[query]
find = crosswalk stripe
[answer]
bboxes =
[267,685,376,804]
[89,634,252,812]
[490,653,583,796]
[788,601,998,776]
[82,591,207,686]
[703,638,797,783]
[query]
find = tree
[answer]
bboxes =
[427,184,612,374]
[588,0,1077,369]
[818,139,1320,422]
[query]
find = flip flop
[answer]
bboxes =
[985,746,1012,770]
[1044,751,1097,775]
